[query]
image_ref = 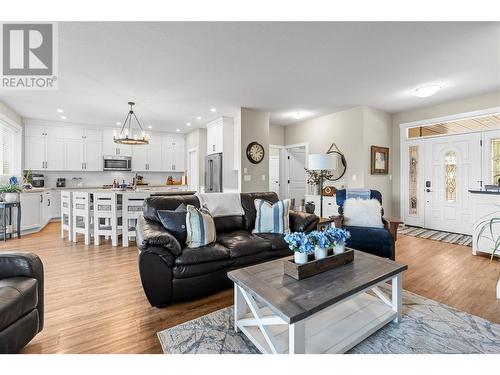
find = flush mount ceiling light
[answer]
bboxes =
[414,85,441,98]
[293,112,304,119]
[114,101,149,145]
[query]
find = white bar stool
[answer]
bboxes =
[122,192,150,247]
[61,190,73,241]
[72,192,93,245]
[93,192,122,246]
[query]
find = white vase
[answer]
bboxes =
[4,193,18,203]
[314,246,328,260]
[333,242,345,255]
[294,251,309,264]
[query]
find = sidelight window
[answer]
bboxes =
[445,151,457,202]
[492,139,500,185]
[409,145,418,215]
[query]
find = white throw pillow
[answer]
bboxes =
[343,198,384,228]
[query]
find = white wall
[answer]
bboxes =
[391,90,500,217]
[0,101,22,126]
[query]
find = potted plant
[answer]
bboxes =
[0,184,22,203]
[309,230,331,260]
[306,169,333,195]
[284,232,314,264]
[325,227,351,254]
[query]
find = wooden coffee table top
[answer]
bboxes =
[228,250,408,324]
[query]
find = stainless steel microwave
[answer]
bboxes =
[103,155,132,171]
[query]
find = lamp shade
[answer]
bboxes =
[308,153,337,171]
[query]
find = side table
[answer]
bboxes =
[0,201,21,241]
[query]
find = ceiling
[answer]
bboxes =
[0,22,499,132]
[408,113,500,138]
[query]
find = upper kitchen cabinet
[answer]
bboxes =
[132,131,163,171]
[206,118,224,154]
[24,123,65,171]
[102,128,132,157]
[162,133,185,171]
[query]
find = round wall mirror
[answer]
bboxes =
[325,151,347,181]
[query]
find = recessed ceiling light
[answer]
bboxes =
[61,116,67,120]
[196,116,202,120]
[210,108,217,113]
[148,126,152,129]
[176,128,181,132]
[57,109,64,113]
[186,122,191,126]
[414,85,441,98]
[293,112,304,119]
[116,122,121,126]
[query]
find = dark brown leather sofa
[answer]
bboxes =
[0,252,44,353]
[136,192,319,307]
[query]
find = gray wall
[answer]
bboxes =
[269,124,285,145]
[284,106,394,215]
[391,90,500,217]
[240,107,270,192]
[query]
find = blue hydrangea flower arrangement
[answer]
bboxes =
[308,230,330,248]
[284,232,314,254]
[325,227,351,246]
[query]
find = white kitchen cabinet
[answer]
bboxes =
[25,124,64,138]
[132,146,149,171]
[64,139,85,170]
[24,136,64,171]
[162,133,185,171]
[148,145,163,171]
[41,191,52,226]
[102,128,132,157]
[207,119,224,154]
[25,136,45,170]
[19,193,42,230]
[84,141,102,171]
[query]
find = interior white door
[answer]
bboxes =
[188,149,199,191]
[423,133,482,235]
[286,146,306,208]
[269,155,280,196]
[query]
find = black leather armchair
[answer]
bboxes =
[0,252,44,354]
[137,192,319,307]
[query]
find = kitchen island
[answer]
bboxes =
[470,189,500,257]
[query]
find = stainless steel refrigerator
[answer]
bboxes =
[205,153,223,193]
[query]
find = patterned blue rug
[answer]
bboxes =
[158,288,499,354]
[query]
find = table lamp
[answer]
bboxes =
[308,153,337,218]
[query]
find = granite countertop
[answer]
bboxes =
[22,185,190,194]
[468,189,500,195]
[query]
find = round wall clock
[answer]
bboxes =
[246,141,265,164]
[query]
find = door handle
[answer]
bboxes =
[48,198,51,206]
[426,189,433,193]
[40,194,43,203]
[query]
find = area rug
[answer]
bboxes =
[157,288,500,354]
[398,225,472,247]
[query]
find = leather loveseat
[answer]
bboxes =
[136,192,319,307]
[0,252,44,354]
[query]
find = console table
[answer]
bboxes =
[0,201,21,241]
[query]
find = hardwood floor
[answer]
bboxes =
[0,222,498,353]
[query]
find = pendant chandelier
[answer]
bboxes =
[114,101,149,145]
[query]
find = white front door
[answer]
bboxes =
[423,133,482,235]
[286,146,306,208]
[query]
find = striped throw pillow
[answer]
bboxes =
[186,205,217,248]
[252,199,291,234]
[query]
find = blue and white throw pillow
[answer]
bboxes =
[185,204,217,248]
[252,199,291,234]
